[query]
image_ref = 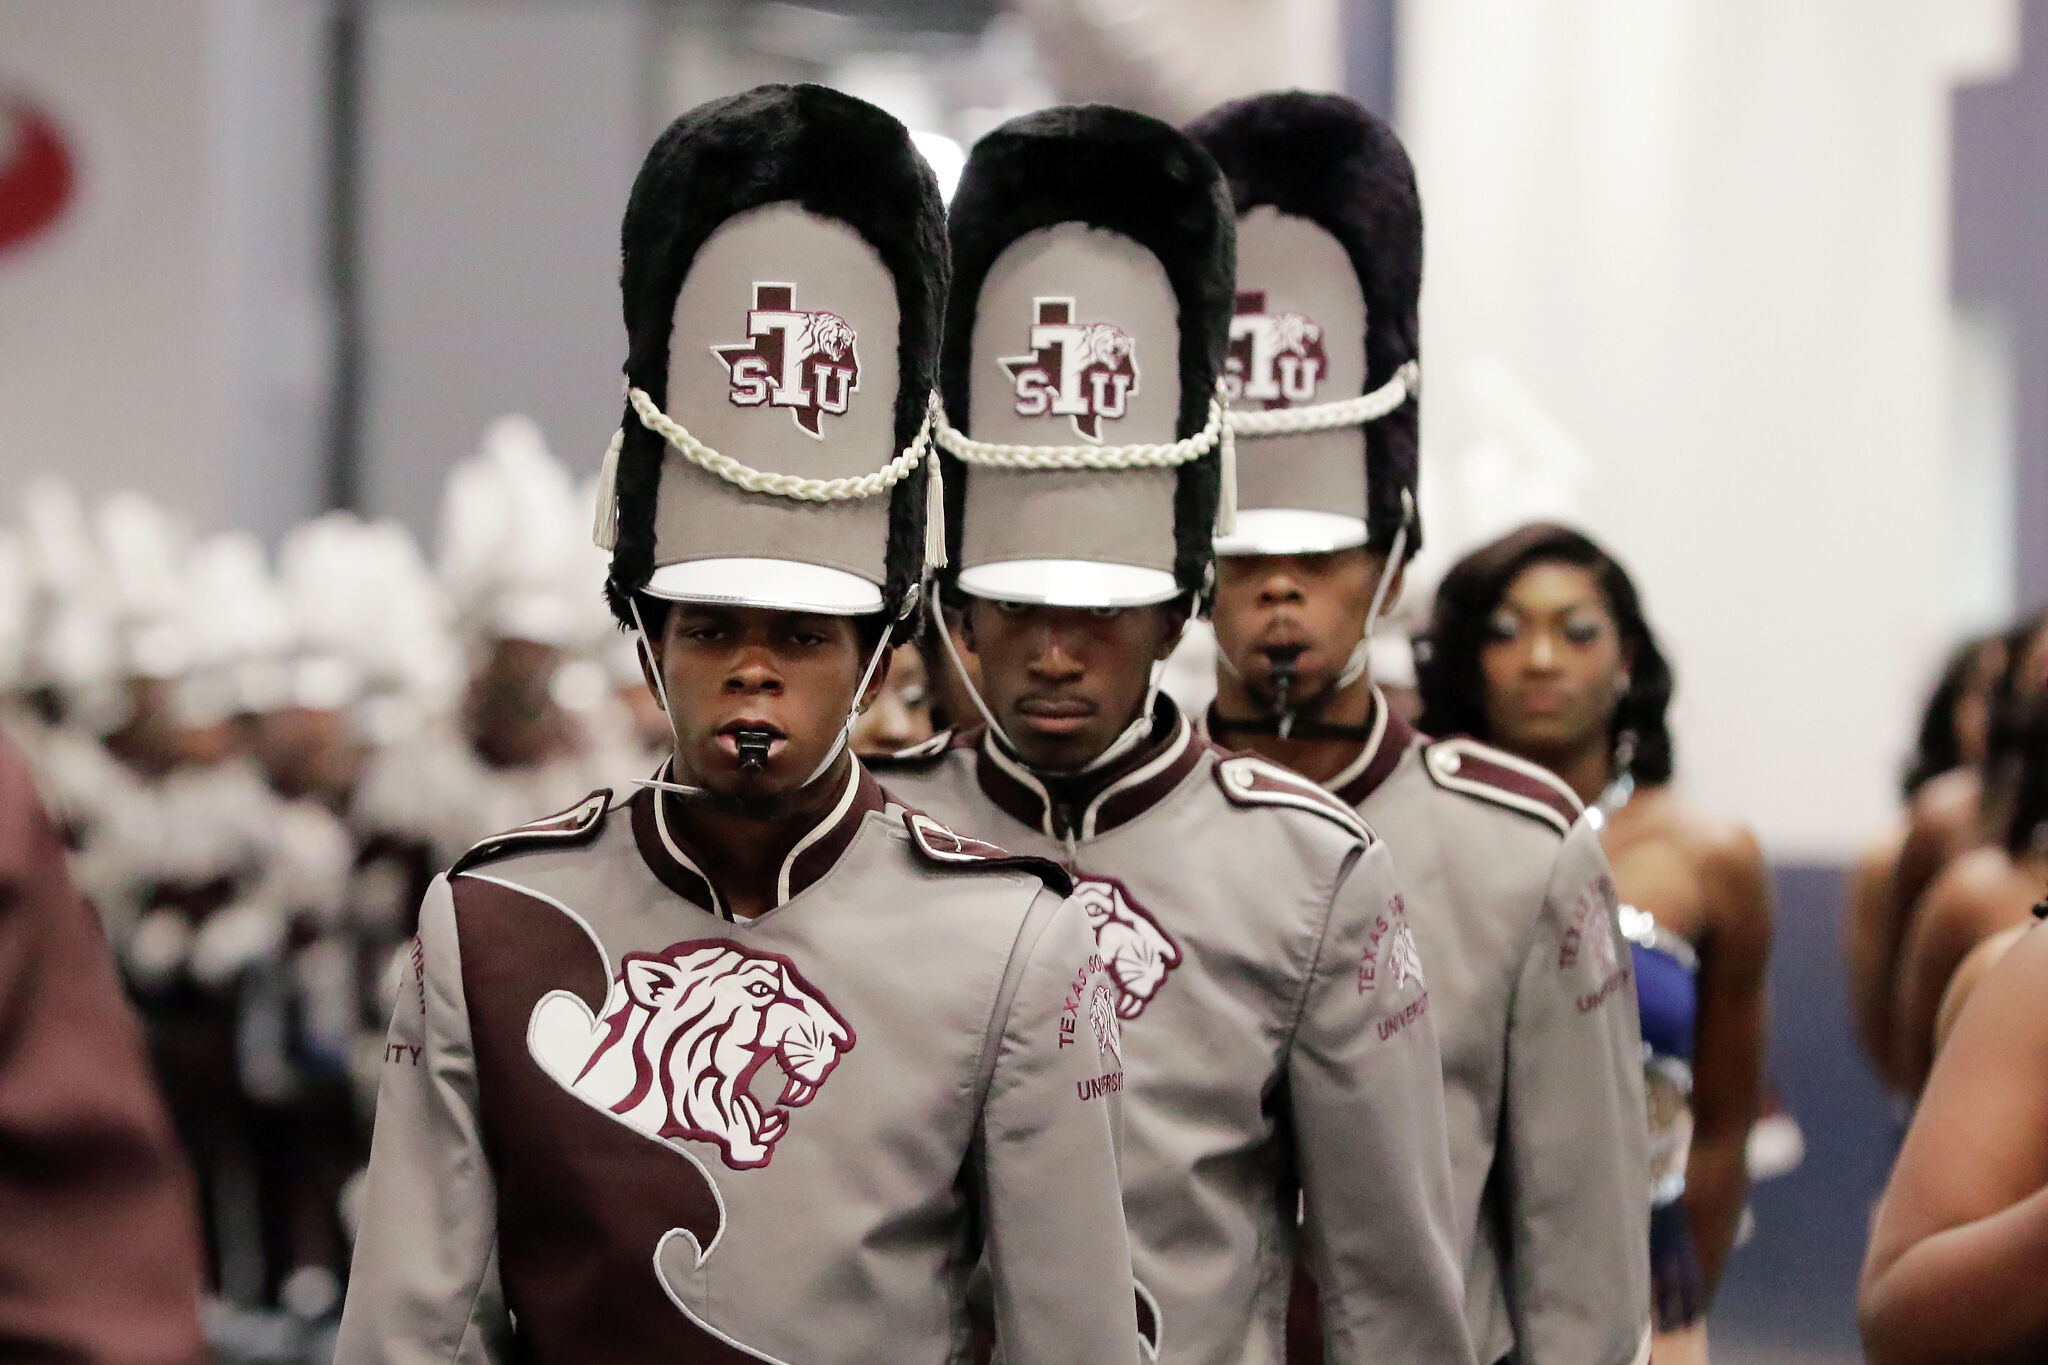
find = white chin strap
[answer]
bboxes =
[629,596,705,799]
[800,624,896,788]
[626,595,895,798]
[934,593,1183,774]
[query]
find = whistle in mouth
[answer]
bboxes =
[735,730,773,773]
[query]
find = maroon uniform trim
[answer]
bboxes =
[450,789,613,876]
[627,766,888,921]
[968,703,1205,842]
[1419,738,1582,837]
[895,809,1074,896]
[450,875,749,1363]
[1212,755,1377,845]
[1328,690,1418,808]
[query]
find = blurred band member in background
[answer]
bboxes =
[1888,698,2048,1093]
[848,640,934,756]
[1844,632,2004,1088]
[1859,910,2048,1365]
[1419,522,1774,1365]
[1189,91,1649,1365]
[0,734,209,1365]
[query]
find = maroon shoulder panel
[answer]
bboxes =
[896,810,1074,896]
[1213,756,1375,845]
[1423,740,1580,836]
[450,789,612,877]
[452,874,750,1363]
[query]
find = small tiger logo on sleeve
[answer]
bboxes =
[1358,897,1424,994]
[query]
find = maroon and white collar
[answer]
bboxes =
[973,698,1205,847]
[1198,685,1417,809]
[629,760,885,921]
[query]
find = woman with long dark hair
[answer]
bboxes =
[1844,632,2005,1088]
[1888,697,2048,1093]
[1418,521,1773,1365]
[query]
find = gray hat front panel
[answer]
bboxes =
[959,223,1181,579]
[1229,206,1368,521]
[652,203,902,588]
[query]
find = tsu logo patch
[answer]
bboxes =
[1072,876,1181,1019]
[712,282,859,438]
[1223,289,1327,409]
[1000,296,1140,441]
[528,938,854,1171]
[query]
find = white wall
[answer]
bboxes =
[1398,0,2017,858]
[0,0,330,541]
[359,0,647,541]
[1,1,227,521]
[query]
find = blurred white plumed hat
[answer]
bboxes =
[438,415,606,650]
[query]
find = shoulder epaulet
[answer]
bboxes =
[899,810,1074,896]
[1420,739,1581,837]
[450,789,613,876]
[1212,754,1376,845]
[863,729,969,772]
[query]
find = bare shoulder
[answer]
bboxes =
[1637,788,1767,896]
[1918,847,2037,935]
[1933,922,2035,1056]
[1905,766,1982,852]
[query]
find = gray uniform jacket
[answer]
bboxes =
[334,764,1142,1365]
[875,702,1473,1365]
[1288,695,1650,1365]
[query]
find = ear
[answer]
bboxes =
[957,599,981,653]
[622,955,687,1009]
[858,643,896,714]
[635,635,666,712]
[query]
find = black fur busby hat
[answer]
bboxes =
[936,104,1235,608]
[597,84,947,633]
[1188,90,1423,557]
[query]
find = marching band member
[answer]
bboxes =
[1190,92,1651,1365]
[335,84,1140,1364]
[876,103,1472,1365]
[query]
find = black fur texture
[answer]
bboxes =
[607,83,948,634]
[941,105,1236,599]
[1188,91,1423,554]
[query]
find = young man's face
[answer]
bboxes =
[1210,548,1390,710]
[650,602,886,812]
[964,598,1185,774]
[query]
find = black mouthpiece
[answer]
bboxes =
[735,730,773,773]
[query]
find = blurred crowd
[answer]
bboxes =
[0,417,671,1359]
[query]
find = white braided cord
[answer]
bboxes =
[621,384,933,501]
[933,391,1228,470]
[1226,359,1419,438]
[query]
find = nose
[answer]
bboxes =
[1027,621,1085,682]
[1526,632,1559,672]
[723,645,783,694]
[1258,572,1304,607]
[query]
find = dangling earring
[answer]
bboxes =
[1612,727,1639,778]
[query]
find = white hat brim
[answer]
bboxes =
[644,558,884,616]
[1213,509,1370,558]
[956,559,1181,610]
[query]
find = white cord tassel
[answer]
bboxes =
[593,429,622,550]
[1214,410,1237,538]
[925,445,948,571]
